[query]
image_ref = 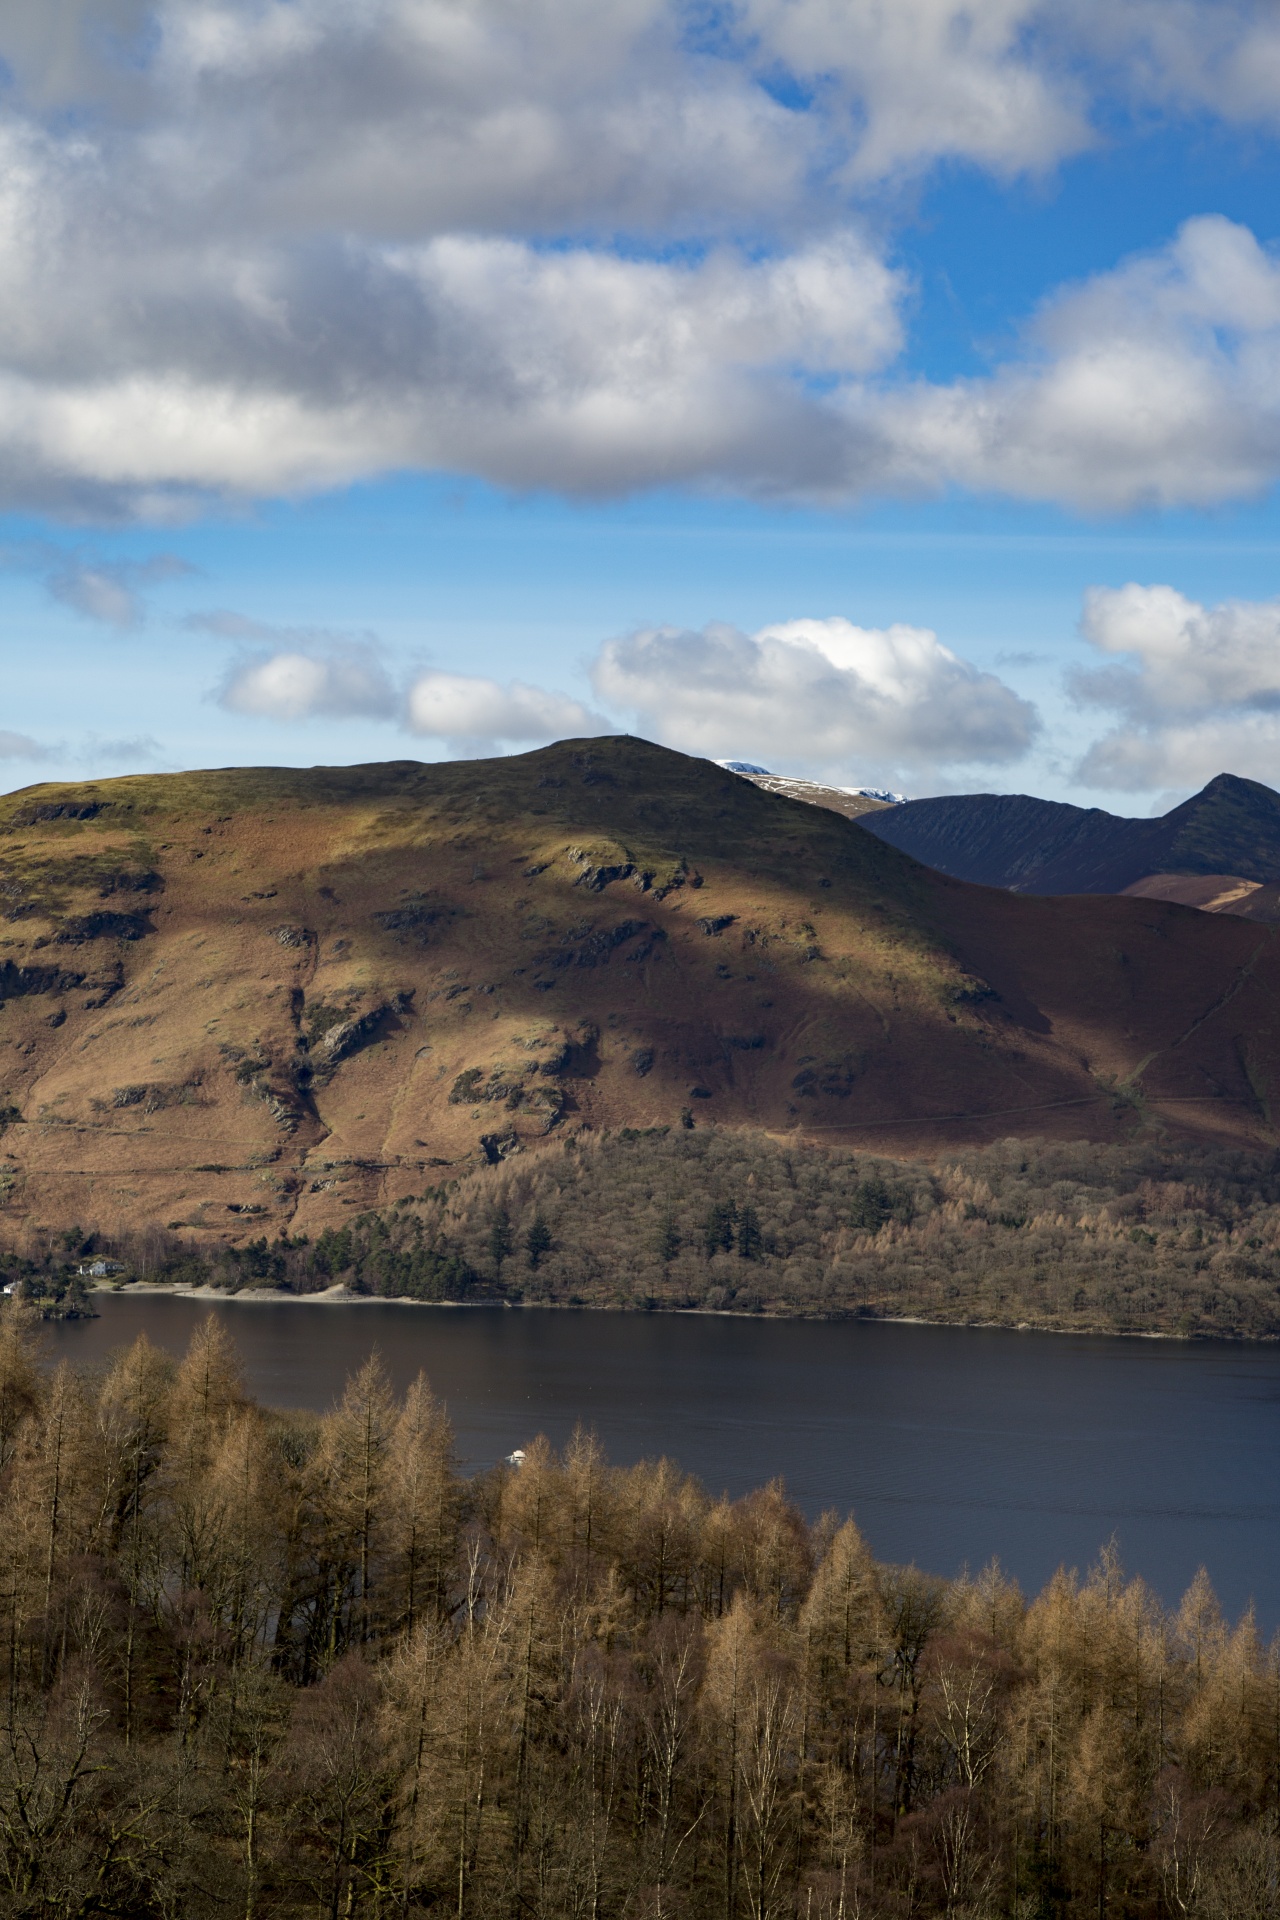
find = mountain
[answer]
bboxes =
[2,736,1280,1244]
[860,773,1280,909]
[723,768,898,821]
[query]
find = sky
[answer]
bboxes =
[7,5,1280,807]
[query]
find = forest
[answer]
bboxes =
[10,1128,1280,1339]
[0,1305,1272,1918]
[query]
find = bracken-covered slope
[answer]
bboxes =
[861,771,1280,896]
[0,735,1279,1244]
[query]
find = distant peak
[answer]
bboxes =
[1198,771,1274,796]
[716,761,907,805]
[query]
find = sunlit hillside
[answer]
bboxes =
[2,737,1279,1249]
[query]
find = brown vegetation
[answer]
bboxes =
[392,1128,1280,1337]
[3,739,1280,1258]
[12,1129,1280,1340]
[0,1306,1273,1918]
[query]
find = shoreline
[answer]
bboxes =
[87,1281,1239,1343]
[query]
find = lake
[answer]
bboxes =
[48,1295,1280,1627]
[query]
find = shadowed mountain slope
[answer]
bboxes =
[1,736,1279,1244]
[861,772,1280,898]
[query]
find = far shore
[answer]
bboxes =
[85,1279,1223,1341]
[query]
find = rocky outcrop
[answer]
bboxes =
[55,910,152,943]
[0,961,86,1002]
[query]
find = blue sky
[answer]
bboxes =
[6,2,1280,809]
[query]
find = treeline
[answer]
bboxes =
[0,1217,495,1312]
[0,1306,1273,1918]
[10,1129,1280,1336]
[445,1128,1280,1337]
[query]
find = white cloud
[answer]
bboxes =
[590,616,1037,780]
[2,9,1280,513]
[1071,583,1280,789]
[1076,583,1280,717]
[868,217,1280,512]
[202,609,608,745]
[0,216,906,508]
[212,627,398,720]
[743,0,1090,183]
[13,208,1280,516]
[141,0,809,240]
[1064,0,1280,131]
[1075,715,1280,793]
[27,0,1259,234]
[404,671,609,748]
[0,0,1079,250]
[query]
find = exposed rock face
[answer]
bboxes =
[0,962,87,1002]
[55,910,152,943]
[0,737,1279,1246]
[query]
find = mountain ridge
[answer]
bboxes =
[861,771,1280,898]
[1,737,1279,1245]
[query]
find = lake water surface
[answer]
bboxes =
[48,1296,1280,1627]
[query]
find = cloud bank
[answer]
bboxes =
[2,5,1280,514]
[403,673,608,750]
[1074,583,1280,789]
[591,617,1037,780]
[205,613,609,749]
[196,601,1031,777]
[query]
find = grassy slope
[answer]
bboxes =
[0,736,1277,1247]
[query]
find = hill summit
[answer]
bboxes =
[2,736,1280,1244]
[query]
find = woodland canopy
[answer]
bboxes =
[0,1307,1273,1918]
[12,1130,1280,1339]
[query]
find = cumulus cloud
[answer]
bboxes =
[0,0,1069,243]
[1065,0,1280,131]
[201,609,607,746]
[1071,583,1280,789]
[202,614,398,721]
[2,7,1280,512]
[590,617,1037,779]
[1077,716,1280,793]
[0,215,906,508]
[2,195,1279,517]
[404,672,610,749]
[212,629,398,721]
[742,0,1090,184]
[1076,584,1280,718]
[869,216,1280,512]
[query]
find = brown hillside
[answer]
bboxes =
[1121,870,1280,921]
[0,735,1277,1244]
